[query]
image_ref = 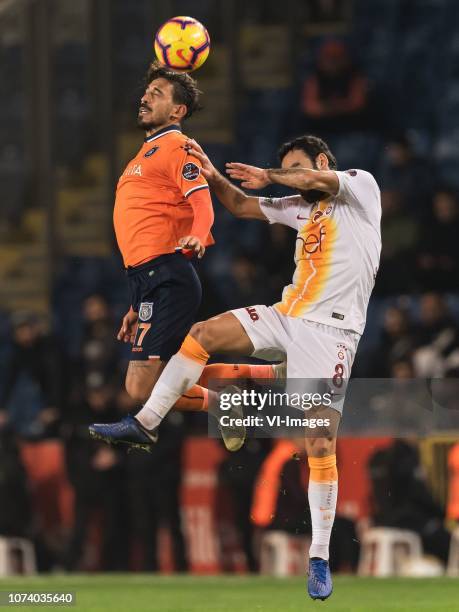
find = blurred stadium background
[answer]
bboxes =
[1,0,459,595]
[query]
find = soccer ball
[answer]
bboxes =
[154,16,210,72]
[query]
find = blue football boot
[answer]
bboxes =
[308,558,333,601]
[89,414,158,452]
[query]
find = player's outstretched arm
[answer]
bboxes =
[185,139,266,220]
[226,162,339,196]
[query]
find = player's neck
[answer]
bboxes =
[145,121,181,138]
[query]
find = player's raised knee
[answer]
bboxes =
[189,320,216,353]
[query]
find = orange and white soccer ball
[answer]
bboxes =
[154,16,210,72]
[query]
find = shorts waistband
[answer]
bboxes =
[126,252,184,276]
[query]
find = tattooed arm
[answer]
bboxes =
[226,163,339,196]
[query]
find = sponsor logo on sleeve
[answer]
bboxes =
[182,162,201,181]
[345,170,357,176]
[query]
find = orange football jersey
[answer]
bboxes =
[113,124,213,267]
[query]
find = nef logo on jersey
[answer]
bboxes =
[182,162,201,181]
[139,302,153,321]
[297,226,326,255]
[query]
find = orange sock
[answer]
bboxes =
[173,385,210,412]
[308,454,338,482]
[198,363,274,389]
[308,454,338,560]
[180,334,209,364]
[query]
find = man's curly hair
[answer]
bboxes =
[145,61,202,119]
[278,135,337,170]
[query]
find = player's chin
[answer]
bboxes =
[137,114,154,129]
[301,188,328,203]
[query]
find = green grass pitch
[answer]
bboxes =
[1,575,458,611]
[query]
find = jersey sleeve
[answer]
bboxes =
[172,146,209,198]
[259,195,301,230]
[188,188,215,246]
[335,170,381,221]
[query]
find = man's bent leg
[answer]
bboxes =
[198,362,277,390]
[90,306,278,449]
[191,311,256,354]
[136,312,254,430]
[126,316,278,412]
[173,362,280,412]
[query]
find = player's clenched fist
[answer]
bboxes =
[117,307,138,343]
[178,235,206,259]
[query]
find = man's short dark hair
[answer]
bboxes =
[145,61,202,119]
[278,135,338,170]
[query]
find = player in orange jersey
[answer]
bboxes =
[111,62,214,407]
[92,61,281,451]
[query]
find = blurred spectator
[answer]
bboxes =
[378,135,434,212]
[124,411,188,572]
[79,294,120,387]
[300,39,369,134]
[370,306,416,376]
[219,252,273,310]
[417,189,459,292]
[369,359,434,436]
[412,293,459,377]
[368,439,451,563]
[260,224,296,300]
[375,190,419,294]
[195,263,227,321]
[0,313,62,439]
[251,440,309,534]
[218,438,271,572]
[0,429,31,537]
[63,381,128,571]
[306,0,349,26]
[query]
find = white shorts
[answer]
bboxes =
[231,305,361,414]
